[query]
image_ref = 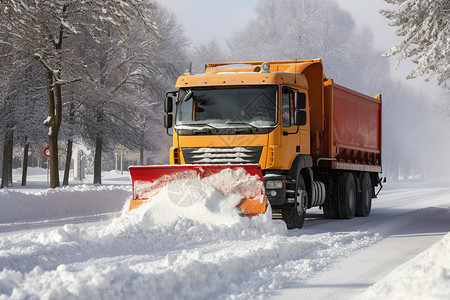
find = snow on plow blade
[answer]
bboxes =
[129,164,267,216]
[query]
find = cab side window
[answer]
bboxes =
[282,86,295,127]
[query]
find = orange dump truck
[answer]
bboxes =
[130,59,383,229]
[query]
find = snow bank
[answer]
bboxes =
[0,185,131,223]
[359,231,450,300]
[0,168,289,299]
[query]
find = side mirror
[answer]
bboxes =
[165,96,174,113]
[294,92,307,110]
[293,110,307,126]
[164,113,173,128]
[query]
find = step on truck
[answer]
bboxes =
[129,59,383,229]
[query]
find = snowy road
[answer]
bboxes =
[277,190,450,299]
[1,178,450,299]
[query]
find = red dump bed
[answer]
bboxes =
[333,84,382,154]
[315,81,382,172]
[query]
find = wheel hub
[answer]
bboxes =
[297,189,307,213]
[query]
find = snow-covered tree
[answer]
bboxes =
[226,0,375,92]
[116,6,187,165]
[0,32,18,188]
[381,0,450,89]
[190,39,227,74]
[70,4,187,183]
[0,0,160,188]
[9,62,47,187]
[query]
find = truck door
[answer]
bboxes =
[281,86,310,168]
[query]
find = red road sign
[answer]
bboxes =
[43,146,50,157]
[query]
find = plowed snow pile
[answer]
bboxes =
[127,168,268,228]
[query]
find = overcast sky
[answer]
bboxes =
[161,0,397,47]
[161,0,441,97]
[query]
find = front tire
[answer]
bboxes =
[282,175,308,229]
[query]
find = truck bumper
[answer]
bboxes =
[263,174,287,207]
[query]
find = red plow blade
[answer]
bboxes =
[129,164,267,216]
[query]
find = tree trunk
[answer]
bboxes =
[63,139,73,186]
[44,70,62,188]
[93,136,102,184]
[21,138,29,186]
[48,133,60,188]
[140,123,146,166]
[63,92,75,186]
[139,147,144,165]
[1,129,14,188]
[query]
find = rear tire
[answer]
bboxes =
[334,172,356,219]
[356,173,372,217]
[282,175,307,229]
[323,177,338,219]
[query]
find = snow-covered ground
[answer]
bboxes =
[1,168,450,299]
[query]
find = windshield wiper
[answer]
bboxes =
[202,123,220,133]
[178,123,219,133]
[225,122,260,132]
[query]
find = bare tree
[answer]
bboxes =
[1,0,161,188]
[74,4,187,182]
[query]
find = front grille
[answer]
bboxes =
[182,147,263,164]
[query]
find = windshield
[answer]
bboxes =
[175,86,277,128]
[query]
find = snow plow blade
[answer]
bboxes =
[129,164,267,216]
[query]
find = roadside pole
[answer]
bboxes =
[43,146,50,183]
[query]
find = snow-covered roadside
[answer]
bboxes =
[276,203,450,300]
[1,168,131,225]
[358,230,450,300]
[0,185,130,224]
[0,168,132,232]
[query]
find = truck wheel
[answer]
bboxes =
[323,177,338,219]
[356,173,372,217]
[282,175,307,229]
[335,172,356,219]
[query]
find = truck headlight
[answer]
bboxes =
[266,180,283,189]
